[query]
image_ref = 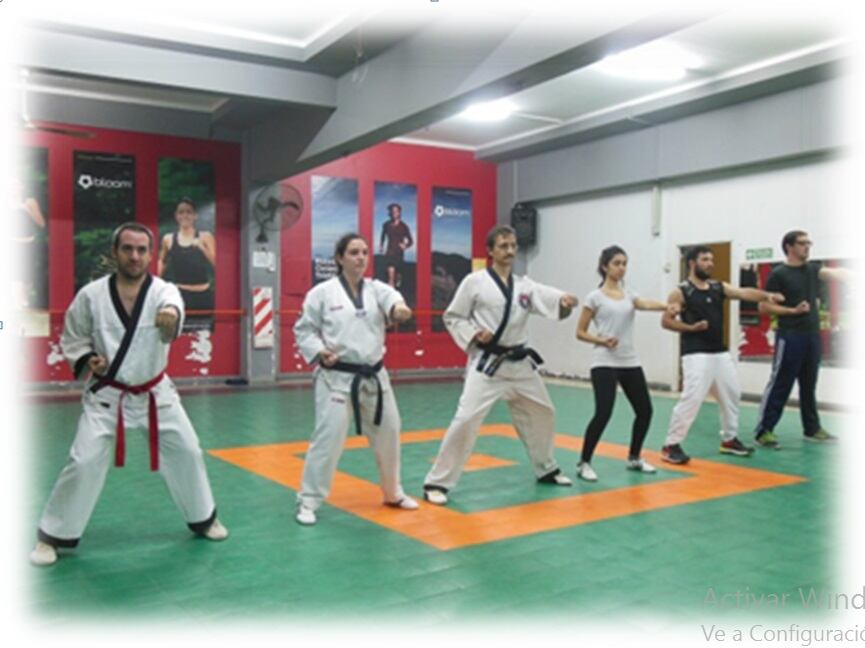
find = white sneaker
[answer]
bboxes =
[202,518,229,541]
[627,458,657,474]
[295,505,317,526]
[423,489,448,506]
[386,496,419,510]
[577,462,598,482]
[30,541,57,567]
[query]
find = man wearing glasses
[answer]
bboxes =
[754,230,849,448]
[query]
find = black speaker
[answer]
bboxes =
[510,203,537,247]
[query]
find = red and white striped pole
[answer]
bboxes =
[252,287,274,349]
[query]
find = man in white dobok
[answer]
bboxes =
[30,223,227,566]
[424,225,579,506]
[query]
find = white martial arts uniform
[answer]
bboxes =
[293,275,409,511]
[37,274,217,547]
[424,269,567,492]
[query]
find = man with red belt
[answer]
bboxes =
[30,223,227,567]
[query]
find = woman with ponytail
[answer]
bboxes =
[574,246,678,481]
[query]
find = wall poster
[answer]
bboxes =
[430,187,472,332]
[311,176,358,285]
[373,181,417,331]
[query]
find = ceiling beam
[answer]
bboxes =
[19,26,337,108]
[293,7,719,173]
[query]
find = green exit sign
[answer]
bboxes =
[746,248,773,260]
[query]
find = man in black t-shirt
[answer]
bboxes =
[660,246,783,464]
[379,203,413,288]
[754,230,850,448]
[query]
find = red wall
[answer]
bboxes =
[279,141,497,374]
[22,122,242,383]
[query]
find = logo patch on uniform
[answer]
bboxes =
[329,305,344,311]
[331,396,346,404]
[518,293,532,309]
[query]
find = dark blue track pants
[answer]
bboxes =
[755,332,822,437]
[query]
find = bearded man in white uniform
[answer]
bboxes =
[30,223,227,567]
[293,233,419,526]
[423,225,579,506]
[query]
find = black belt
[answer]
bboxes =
[330,360,384,435]
[475,343,544,377]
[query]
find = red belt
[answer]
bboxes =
[100,371,165,471]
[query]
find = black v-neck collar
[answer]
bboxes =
[338,274,365,310]
[110,273,152,330]
[487,267,514,301]
[92,274,153,391]
[476,268,515,368]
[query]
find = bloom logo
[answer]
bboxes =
[433,204,470,218]
[77,174,133,190]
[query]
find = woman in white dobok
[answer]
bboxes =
[293,233,419,525]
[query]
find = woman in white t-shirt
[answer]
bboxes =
[575,245,678,482]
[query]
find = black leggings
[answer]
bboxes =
[582,366,653,463]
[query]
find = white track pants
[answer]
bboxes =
[665,351,741,446]
[297,376,406,511]
[424,368,560,491]
[38,382,217,544]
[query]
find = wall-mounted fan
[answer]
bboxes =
[18,69,95,139]
[252,182,303,243]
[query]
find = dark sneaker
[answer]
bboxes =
[804,429,837,443]
[538,469,573,486]
[755,430,781,449]
[661,444,690,465]
[720,437,755,457]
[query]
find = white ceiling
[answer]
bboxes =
[397,8,845,150]
[15,2,851,159]
[19,1,367,56]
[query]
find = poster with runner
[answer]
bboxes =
[373,181,417,331]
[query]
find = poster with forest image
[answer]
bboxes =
[73,152,135,292]
[158,158,216,332]
[430,187,472,332]
[17,147,50,336]
[311,176,358,285]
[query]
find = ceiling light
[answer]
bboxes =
[595,41,703,82]
[459,99,517,122]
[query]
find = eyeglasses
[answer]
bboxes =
[795,240,813,246]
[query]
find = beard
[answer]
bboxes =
[116,262,148,281]
[694,267,712,280]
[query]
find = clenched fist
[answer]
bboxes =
[156,307,179,340]
[88,355,109,376]
[319,349,339,367]
[560,294,579,309]
[391,303,412,323]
